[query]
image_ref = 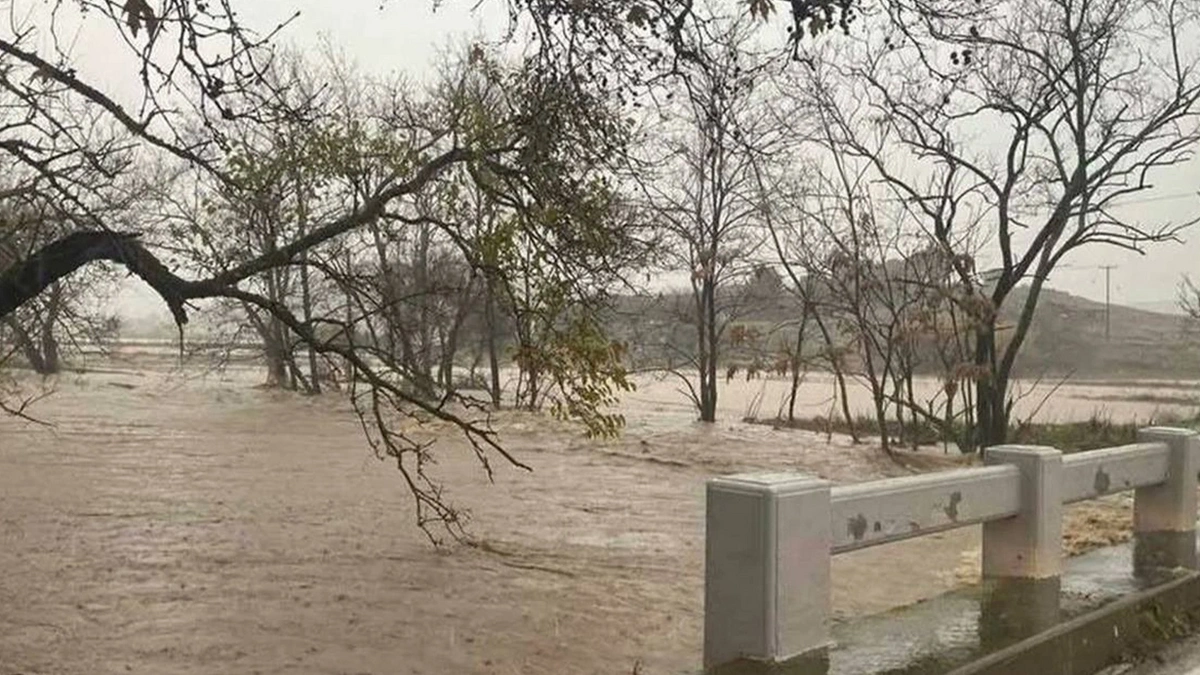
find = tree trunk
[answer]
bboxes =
[263,337,289,386]
[892,377,907,450]
[283,318,298,390]
[439,278,476,395]
[973,325,1006,449]
[944,384,955,455]
[258,233,295,391]
[296,174,320,395]
[696,276,718,423]
[905,370,919,451]
[245,302,290,387]
[4,316,47,373]
[344,246,355,387]
[706,277,719,422]
[859,330,892,455]
[40,321,60,374]
[485,282,502,409]
[468,349,482,388]
[415,224,434,388]
[873,385,892,456]
[812,306,857,442]
[266,337,290,386]
[368,223,398,359]
[786,312,808,423]
[3,283,63,375]
[39,282,63,373]
[977,263,1054,450]
[523,346,540,411]
[300,266,320,394]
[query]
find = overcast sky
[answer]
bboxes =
[60,0,1199,320]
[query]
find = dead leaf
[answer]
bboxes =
[31,65,55,84]
[123,0,158,39]
[747,0,775,20]
[626,5,649,27]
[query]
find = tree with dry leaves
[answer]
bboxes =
[784,0,1200,449]
[0,3,646,540]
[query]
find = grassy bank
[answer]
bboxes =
[750,410,1200,454]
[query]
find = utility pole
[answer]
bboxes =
[1100,265,1117,340]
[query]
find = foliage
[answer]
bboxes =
[0,5,649,541]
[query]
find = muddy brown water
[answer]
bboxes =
[1,357,1194,674]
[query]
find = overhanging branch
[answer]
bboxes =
[0,230,214,325]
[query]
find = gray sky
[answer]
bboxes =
[58,1,1198,320]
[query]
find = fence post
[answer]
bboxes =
[982,446,1064,579]
[980,446,1064,646]
[704,472,832,673]
[1133,427,1199,574]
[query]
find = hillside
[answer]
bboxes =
[106,285,1199,381]
[1002,286,1200,379]
[607,285,1200,380]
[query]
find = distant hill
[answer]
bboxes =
[113,283,1195,380]
[1128,300,1187,316]
[1002,286,1200,379]
[607,285,1200,380]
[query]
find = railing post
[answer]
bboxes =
[1133,427,1199,574]
[980,446,1064,646]
[982,446,1064,579]
[704,472,831,674]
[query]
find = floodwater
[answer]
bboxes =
[0,350,1196,675]
[627,368,1200,429]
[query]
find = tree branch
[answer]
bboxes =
[0,230,212,324]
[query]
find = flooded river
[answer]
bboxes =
[0,352,1196,674]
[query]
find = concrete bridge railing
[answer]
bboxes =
[704,427,1200,673]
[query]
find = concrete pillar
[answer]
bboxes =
[982,446,1064,579]
[704,472,832,673]
[979,576,1062,650]
[1133,427,1199,574]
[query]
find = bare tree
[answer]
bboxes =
[635,10,786,422]
[1183,276,1200,322]
[417,163,512,407]
[149,63,337,394]
[789,0,1200,449]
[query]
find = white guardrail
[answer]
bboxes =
[703,427,1200,673]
